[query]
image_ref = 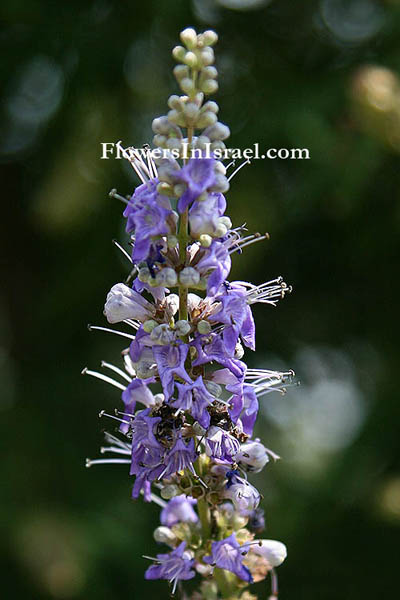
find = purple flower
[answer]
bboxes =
[160,436,198,479]
[196,241,231,296]
[145,541,195,593]
[210,288,255,354]
[203,533,253,583]
[189,192,226,237]
[123,180,174,262]
[229,385,259,436]
[104,283,156,324]
[121,378,157,433]
[176,158,217,213]
[130,409,165,495]
[172,376,213,428]
[153,343,192,398]
[205,426,240,463]
[192,334,246,379]
[161,495,198,527]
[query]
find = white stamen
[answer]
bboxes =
[88,324,136,340]
[227,158,251,182]
[101,361,132,383]
[86,458,130,467]
[81,368,126,391]
[112,239,133,264]
[98,410,130,425]
[100,446,131,455]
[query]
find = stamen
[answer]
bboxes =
[87,324,136,341]
[227,158,251,182]
[270,568,279,598]
[101,360,132,383]
[109,189,130,206]
[228,232,270,255]
[112,239,133,264]
[123,319,141,330]
[81,368,126,391]
[86,458,130,467]
[98,410,130,425]
[100,446,131,455]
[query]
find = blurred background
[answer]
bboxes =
[1,0,400,598]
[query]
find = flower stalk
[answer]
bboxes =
[84,27,293,600]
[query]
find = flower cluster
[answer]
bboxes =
[84,28,292,600]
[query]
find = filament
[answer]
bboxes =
[101,360,132,383]
[88,324,136,341]
[81,368,126,391]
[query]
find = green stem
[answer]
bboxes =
[197,496,211,540]
[178,125,193,325]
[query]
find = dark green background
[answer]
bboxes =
[2,1,400,598]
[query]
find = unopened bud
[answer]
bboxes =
[156,267,178,287]
[138,267,151,282]
[166,138,182,152]
[202,30,218,47]
[179,267,200,286]
[201,46,214,64]
[175,320,191,336]
[143,319,158,333]
[197,320,211,334]
[180,77,195,95]
[168,95,182,109]
[201,79,218,95]
[150,324,175,345]
[173,64,189,81]
[183,51,198,68]
[154,526,177,547]
[183,102,199,120]
[180,27,197,49]
[214,223,227,238]
[196,111,217,128]
[199,234,212,247]
[172,45,186,62]
[161,484,180,500]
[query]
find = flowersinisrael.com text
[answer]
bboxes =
[100,141,310,161]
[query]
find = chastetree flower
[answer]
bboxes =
[83,27,294,600]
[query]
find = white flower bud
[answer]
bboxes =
[202,100,219,114]
[197,320,211,334]
[199,234,213,247]
[168,94,182,109]
[167,109,184,126]
[210,140,226,152]
[150,324,175,345]
[175,320,191,336]
[180,27,198,49]
[152,116,170,134]
[214,160,226,175]
[202,30,218,46]
[202,66,218,80]
[183,51,198,68]
[155,267,178,287]
[180,77,195,95]
[214,223,227,238]
[179,267,200,286]
[173,64,189,81]
[160,484,180,500]
[236,440,270,473]
[212,173,230,193]
[196,111,218,128]
[200,79,218,95]
[206,122,230,141]
[251,540,287,567]
[143,319,158,333]
[219,216,232,229]
[154,526,177,547]
[172,45,186,62]
[183,102,199,120]
[200,47,214,66]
